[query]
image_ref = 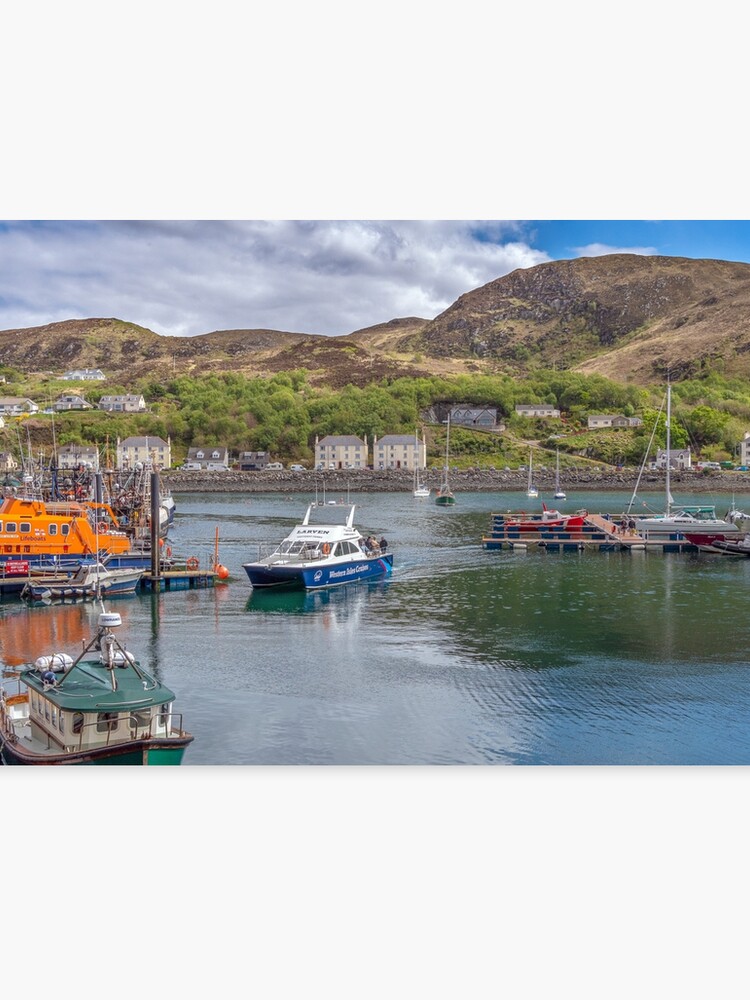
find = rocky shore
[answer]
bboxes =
[161,467,750,495]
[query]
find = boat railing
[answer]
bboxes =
[67,711,189,750]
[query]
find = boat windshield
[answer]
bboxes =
[276,540,321,556]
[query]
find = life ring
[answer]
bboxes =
[98,521,108,533]
[186,556,199,570]
[322,543,331,556]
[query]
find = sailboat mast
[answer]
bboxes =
[665,381,671,517]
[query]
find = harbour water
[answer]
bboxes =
[3,486,750,764]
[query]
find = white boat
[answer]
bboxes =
[526,451,538,498]
[21,562,144,602]
[412,428,431,498]
[631,382,744,541]
[553,448,566,500]
[242,502,393,590]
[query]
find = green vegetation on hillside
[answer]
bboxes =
[3,368,750,469]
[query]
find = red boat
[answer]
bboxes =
[494,503,589,532]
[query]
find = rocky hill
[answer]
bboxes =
[3,254,750,388]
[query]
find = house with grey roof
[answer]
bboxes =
[116,435,172,470]
[54,394,93,412]
[0,397,39,416]
[515,404,560,418]
[315,435,368,469]
[99,394,146,413]
[56,444,100,470]
[62,368,106,380]
[373,434,426,470]
[450,405,499,429]
[186,445,230,470]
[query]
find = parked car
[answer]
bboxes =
[265,462,284,471]
[289,464,306,471]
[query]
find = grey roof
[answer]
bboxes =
[376,435,420,446]
[317,435,367,446]
[119,436,169,448]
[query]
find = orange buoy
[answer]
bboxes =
[215,564,230,580]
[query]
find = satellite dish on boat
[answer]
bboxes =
[98,612,122,628]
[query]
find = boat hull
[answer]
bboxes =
[435,494,455,506]
[0,732,192,765]
[244,553,393,590]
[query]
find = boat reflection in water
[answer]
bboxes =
[245,577,391,621]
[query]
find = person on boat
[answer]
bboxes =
[379,537,388,553]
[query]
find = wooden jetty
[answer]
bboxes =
[482,511,698,554]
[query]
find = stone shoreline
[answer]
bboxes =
[161,468,750,495]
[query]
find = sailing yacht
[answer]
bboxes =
[553,448,566,500]
[526,450,538,498]
[413,429,431,498]
[435,413,456,505]
[632,381,740,541]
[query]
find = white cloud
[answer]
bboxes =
[0,221,550,337]
[572,242,658,258]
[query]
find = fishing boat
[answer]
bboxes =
[413,429,431,498]
[553,449,566,500]
[526,451,538,498]
[0,604,193,765]
[0,493,133,568]
[242,502,393,590]
[435,413,456,506]
[20,561,144,602]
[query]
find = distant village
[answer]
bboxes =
[1,367,750,475]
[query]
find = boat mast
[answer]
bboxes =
[444,412,451,489]
[665,379,671,517]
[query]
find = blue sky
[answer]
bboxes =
[2,219,750,339]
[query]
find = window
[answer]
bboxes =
[158,703,171,727]
[129,709,151,733]
[48,524,58,535]
[6,522,16,532]
[96,712,118,733]
[20,522,31,533]
[61,524,70,535]
[51,706,57,728]
[72,712,84,734]
[59,711,64,734]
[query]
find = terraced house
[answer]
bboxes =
[315,435,368,469]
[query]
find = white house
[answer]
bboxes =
[0,451,19,472]
[56,444,100,470]
[588,414,644,429]
[373,434,425,470]
[0,397,39,416]
[54,394,93,412]
[654,447,692,470]
[116,435,172,470]
[186,445,230,470]
[315,435,368,469]
[62,368,106,380]
[515,404,561,419]
[99,394,147,413]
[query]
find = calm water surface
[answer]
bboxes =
[3,486,750,765]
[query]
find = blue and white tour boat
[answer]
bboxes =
[242,502,393,590]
